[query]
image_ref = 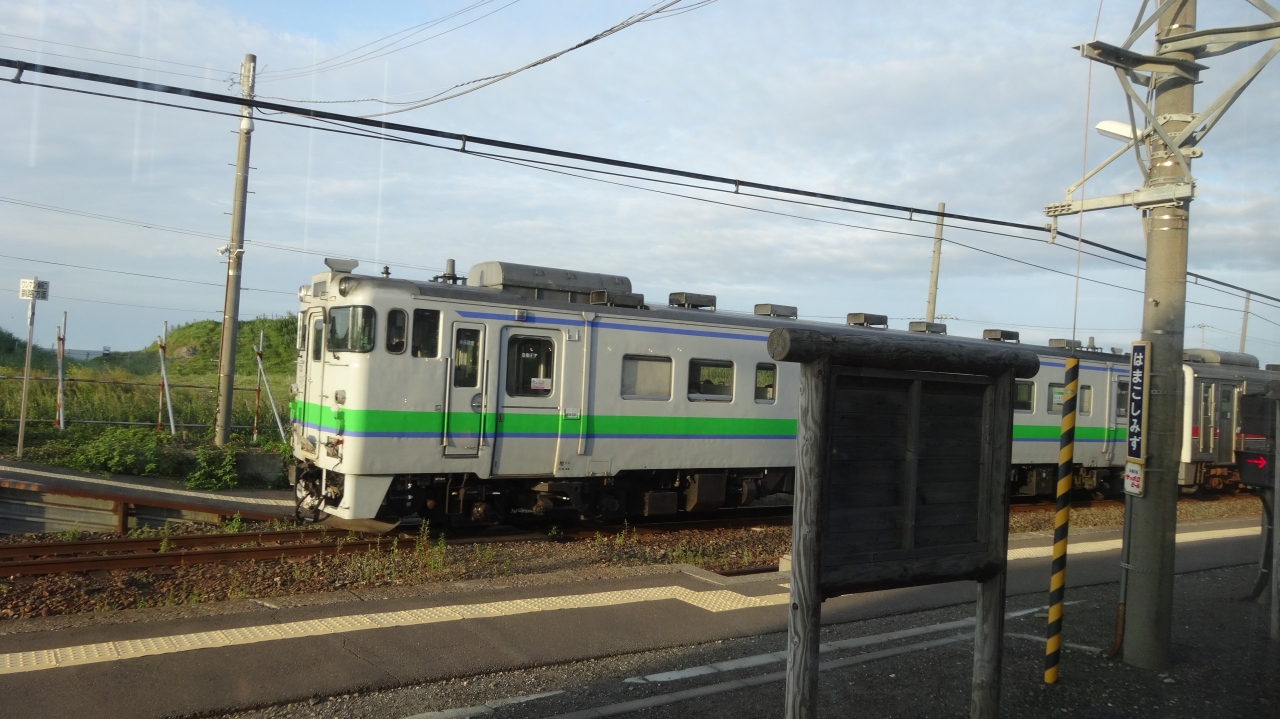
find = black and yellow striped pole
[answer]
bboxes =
[1045,356,1077,684]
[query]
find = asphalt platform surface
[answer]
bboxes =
[0,516,1270,719]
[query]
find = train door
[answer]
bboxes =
[1110,376,1129,458]
[299,308,326,453]
[1194,379,1218,459]
[492,327,562,476]
[443,323,488,457]
[1216,381,1239,463]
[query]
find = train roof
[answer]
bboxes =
[314,259,1136,365]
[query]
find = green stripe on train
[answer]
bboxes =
[290,401,797,438]
[1013,424,1125,441]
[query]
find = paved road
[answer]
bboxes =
[0,516,1265,719]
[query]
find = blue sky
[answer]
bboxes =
[1,0,1278,363]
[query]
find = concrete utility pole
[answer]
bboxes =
[1240,292,1251,353]
[214,53,256,446]
[925,202,945,323]
[1124,1,1195,671]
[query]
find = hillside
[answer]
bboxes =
[87,317,297,378]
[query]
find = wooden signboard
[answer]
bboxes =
[821,366,1009,596]
[768,326,1038,719]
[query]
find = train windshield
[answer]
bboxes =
[327,306,376,353]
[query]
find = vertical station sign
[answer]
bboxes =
[1124,341,1151,496]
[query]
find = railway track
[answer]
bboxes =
[0,527,544,578]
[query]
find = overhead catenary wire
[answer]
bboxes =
[3,57,1279,333]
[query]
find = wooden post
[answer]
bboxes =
[785,355,831,719]
[972,371,1014,718]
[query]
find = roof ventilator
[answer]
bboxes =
[1267,364,1280,372]
[1048,338,1083,350]
[754,304,797,319]
[846,313,888,329]
[1182,349,1259,368]
[982,329,1021,343]
[590,290,645,309]
[908,321,947,335]
[669,292,716,311]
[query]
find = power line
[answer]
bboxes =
[358,0,685,116]
[4,56,1280,323]
[0,32,236,73]
[0,253,293,295]
[0,45,233,83]
[0,195,448,274]
[256,0,516,82]
[0,287,219,315]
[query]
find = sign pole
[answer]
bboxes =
[972,371,1013,719]
[55,311,66,430]
[1271,384,1280,641]
[16,276,48,459]
[784,355,831,719]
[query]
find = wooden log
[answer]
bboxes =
[768,327,1040,379]
[785,356,831,719]
[972,371,1014,719]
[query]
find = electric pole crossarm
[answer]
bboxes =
[1159,20,1280,55]
[1181,40,1280,146]
[1080,40,1208,81]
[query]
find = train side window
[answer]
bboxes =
[1049,383,1092,414]
[688,359,733,401]
[1014,380,1034,412]
[1116,381,1129,418]
[411,309,441,358]
[621,356,672,400]
[453,329,480,387]
[327,306,376,353]
[311,318,324,362]
[755,363,777,403]
[296,312,306,352]
[386,309,407,354]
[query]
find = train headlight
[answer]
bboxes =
[297,285,310,301]
[338,276,355,297]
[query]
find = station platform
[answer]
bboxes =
[0,515,1268,719]
[0,460,295,534]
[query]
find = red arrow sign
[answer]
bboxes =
[1246,456,1268,469]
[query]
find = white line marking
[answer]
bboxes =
[0,464,295,507]
[0,587,789,675]
[549,634,973,719]
[621,603,1066,684]
[403,690,565,719]
[1005,632,1103,654]
[1007,525,1259,561]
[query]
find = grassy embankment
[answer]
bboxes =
[0,317,296,488]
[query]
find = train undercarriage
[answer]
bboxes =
[291,460,794,525]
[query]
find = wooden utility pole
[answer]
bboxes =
[214,54,256,446]
[1124,0,1195,671]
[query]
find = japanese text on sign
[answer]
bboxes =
[18,279,49,301]
[1127,341,1150,464]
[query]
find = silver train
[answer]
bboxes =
[288,259,1280,523]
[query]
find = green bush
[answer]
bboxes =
[68,427,190,477]
[186,444,239,491]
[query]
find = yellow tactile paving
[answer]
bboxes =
[0,585,790,675]
[1006,525,1260,561]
